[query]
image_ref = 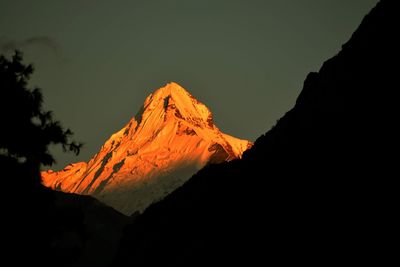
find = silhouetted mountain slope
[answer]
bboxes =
[48,191,132,267]
[114,1,397,265]
[5,180,130,267]
[3,155,129,266]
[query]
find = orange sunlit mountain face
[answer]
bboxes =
[42,82,251,215]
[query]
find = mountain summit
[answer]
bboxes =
[42,82,251,215]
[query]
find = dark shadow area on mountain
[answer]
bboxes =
[114,1,397,265]
[1,51,130,266]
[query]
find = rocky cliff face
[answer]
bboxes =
[42,82,251,215]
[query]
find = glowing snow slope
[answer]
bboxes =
[42,82,251,215]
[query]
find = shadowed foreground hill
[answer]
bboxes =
[115,0,397,265]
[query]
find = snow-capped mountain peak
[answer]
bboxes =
[42,82,251,215]
[138,82,214,130]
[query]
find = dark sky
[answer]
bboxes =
[0,0,377,170]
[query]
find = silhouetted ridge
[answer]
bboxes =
[115,1,397,265]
